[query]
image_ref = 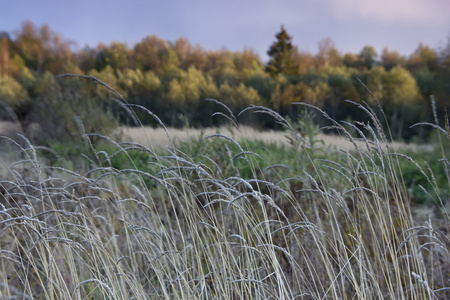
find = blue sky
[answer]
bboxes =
[1,0,450,61]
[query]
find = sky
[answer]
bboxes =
[1,0,450,62]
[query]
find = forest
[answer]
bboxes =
[0,21,449,144]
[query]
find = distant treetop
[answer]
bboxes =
[265,25,295,76]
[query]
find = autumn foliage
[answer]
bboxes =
[0,22,449,142]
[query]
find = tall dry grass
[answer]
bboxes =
[120,125,435,152]
[0,77,448,299]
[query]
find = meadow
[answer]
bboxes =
[0,80,449,299]
[121,124,436,151]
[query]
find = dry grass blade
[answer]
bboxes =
[1,89,448,299]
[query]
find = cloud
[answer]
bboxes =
[330,0,450,25]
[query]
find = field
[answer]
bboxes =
[0,101,449,299]
[121,125,436,151]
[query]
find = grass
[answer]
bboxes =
[119,124,434,152]
[0,80,449,299]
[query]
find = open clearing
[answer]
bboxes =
[120,125,434,152]
[0,121,434,152]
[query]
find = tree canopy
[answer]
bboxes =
[265,26,295,76]
[0,21,448,142]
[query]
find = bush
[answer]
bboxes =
[24,72,118,144]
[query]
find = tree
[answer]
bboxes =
[133,35,167,72]
[117,68,161,100]
[15,21,75,74]
[0,75,29,108]
[407,43,438,72]
[233,48,261,73]
[323,66,359,120]
[27,72,118,143]
[184,45,207,71]
[166,66,220,126]
[0,36,19,78]
[242,64,272,101]
[292,49,315,74]
[78,46,97,73]
[364,65,386,104]
[342,52,359,69]
[88,65,121,98]
[219,81,260,113]
[206,50,238,84]
[358,46,378,70]
[96,42,130,71]
[316,38,342,69]
[171,37,191,68]
[432,37,450,114]
[159,48,181,77]
[381,47,405,70]
[383,65,421,106]
[269,73,288,111]
[406,44,438,100]
[15,21,46,72]
[266,26,295,76]
[383,65,422,139]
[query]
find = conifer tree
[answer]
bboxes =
[266,25,295,76]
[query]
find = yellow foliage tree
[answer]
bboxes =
[383,65,422,106]
[0,75,29,108]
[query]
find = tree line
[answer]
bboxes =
[0,21,449,143]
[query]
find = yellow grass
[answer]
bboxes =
[120,125,434,152]
[0,121,434,152]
